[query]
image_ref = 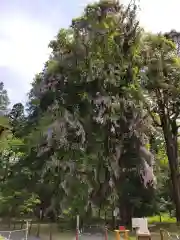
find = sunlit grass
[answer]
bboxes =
[148,214,176,224]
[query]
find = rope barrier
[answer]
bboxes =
[0,228,28,233]
[76,225,115,240]
[0,222,28,240]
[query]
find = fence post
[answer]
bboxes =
[76,228,79,240]
[36,221,40,237]
[13,221,15,230]
[25,221,29,240]
[29,221,32,234]
[20,220,23,229]
[8,218,11,229]
[49,222,52,240]
[105,226,108,240]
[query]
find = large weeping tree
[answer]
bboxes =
[26,0,156,224]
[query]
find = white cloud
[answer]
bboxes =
[0,16,53,92]
[0,18,52,71]
[0,14,54,106]
[139,0,180,33]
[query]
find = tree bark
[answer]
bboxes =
[166,139,180,221]
[161,117,180,221]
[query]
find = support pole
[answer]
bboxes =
[114,229,129,240]
[124,230,129,240]
[114,230,120,240]
[76,215,79,240]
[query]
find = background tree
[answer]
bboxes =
[140,33,180,221]
[9,103,25,137]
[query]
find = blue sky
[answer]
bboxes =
[0,0,180,107]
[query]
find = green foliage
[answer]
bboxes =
[9,103,25,137]
[0,0,179,226]
[0,191,40,217]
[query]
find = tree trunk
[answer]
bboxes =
[105,211,107,222]
[98,205,101,218]
[119,203,132,226]
[159,214,162,222]
[161,117,180,222]
[166,140,180,221]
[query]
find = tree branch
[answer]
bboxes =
[146,108,162,127]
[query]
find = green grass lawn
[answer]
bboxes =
[148,214,176,224]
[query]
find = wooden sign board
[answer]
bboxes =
[113,207,119,217]
[132,218,141,228]
[132,218,150,235]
